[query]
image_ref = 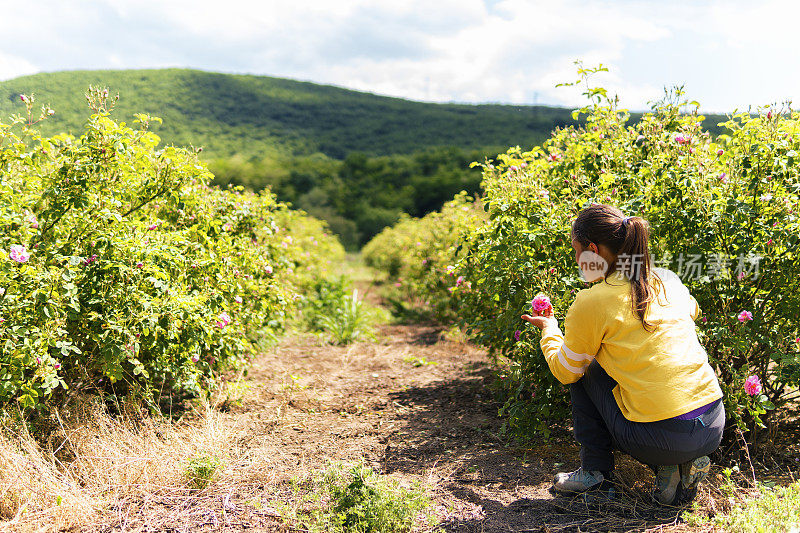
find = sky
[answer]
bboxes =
[0,0,798,112]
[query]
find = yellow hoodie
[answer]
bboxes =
[540,268,723,423]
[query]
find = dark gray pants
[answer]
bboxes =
[572,360,725,472]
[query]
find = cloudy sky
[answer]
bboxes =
[0,0,797,112]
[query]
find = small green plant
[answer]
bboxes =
[402,356,438,367]
[279,374,309,392]
[183,453,222,490]
[318,289,378,345]
[215,378,252,410]
[287,460,433,533]
[301,277,352,332]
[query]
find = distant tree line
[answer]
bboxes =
[208,146,493,249]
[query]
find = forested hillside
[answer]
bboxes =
[0,68,579,159]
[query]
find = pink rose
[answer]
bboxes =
[135,262,144,268]
[26,213,39,229]
[531,295,552,314]
[744,375,762,396]
[717,149,724,156]
[456,276,465,286]
[9,245,30,263]
[234,296,243,304]
[191,355,200,363]
[147,223,158,230]
[738,310,753,323]
[216,311,232,329]
[265,265,273,274]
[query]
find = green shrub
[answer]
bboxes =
[368,65,800,443]
[362,192,485,322]
[0,89,343,414]
[463,68,799,441]
[287,461,433,533]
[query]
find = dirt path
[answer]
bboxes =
[91,322,705,532]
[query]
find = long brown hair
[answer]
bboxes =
[571,204,658,330]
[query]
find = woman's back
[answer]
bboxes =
[542,267,722,422]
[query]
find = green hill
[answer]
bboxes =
[0,68,583,159]
[0,68,731,248]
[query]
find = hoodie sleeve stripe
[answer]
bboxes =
[557,346,591,375]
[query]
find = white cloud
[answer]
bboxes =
[1,0,799,110]
[260,0,672,108]
[0,52,37,81]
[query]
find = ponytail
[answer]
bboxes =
[572,204,658,330]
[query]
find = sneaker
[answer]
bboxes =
[652,456,711,506]
[652,464,680,505]
[553,467,607,494]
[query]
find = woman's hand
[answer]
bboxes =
[521,306,557,331]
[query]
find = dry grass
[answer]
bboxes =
[0,397,284,532]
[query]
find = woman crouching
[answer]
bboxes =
[522,204,724,506]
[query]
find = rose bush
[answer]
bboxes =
[0,89,343,414]
[362,192,485,322]
[367,67,800,444]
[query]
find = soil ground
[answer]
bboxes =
[84,322,730,532]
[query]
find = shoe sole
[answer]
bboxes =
[552,485,595,495]
[676,456,711,505]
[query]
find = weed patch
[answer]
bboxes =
[284,460,434,532]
